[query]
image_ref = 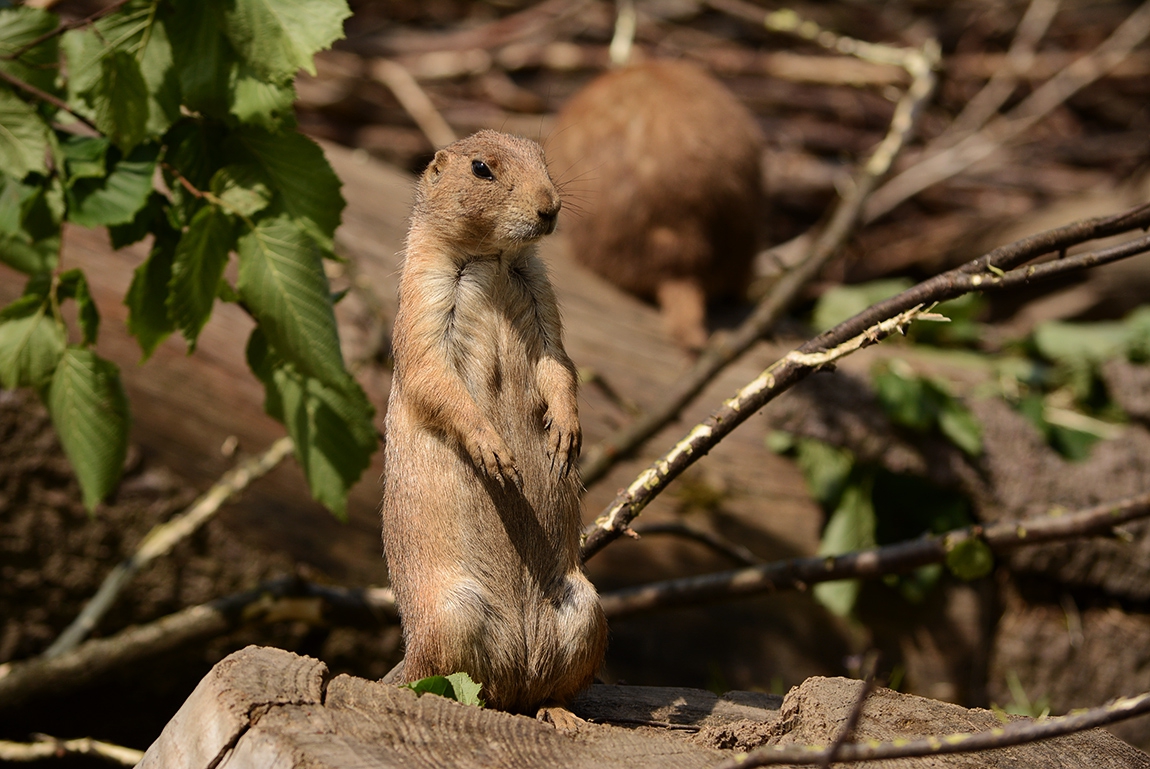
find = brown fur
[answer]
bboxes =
[381,130,607,713]
[548,59,764,351]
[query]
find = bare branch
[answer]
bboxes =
[0,578,397,711]
[579,30,939,487]
[371,58,457,149]
[713,689,1150,767]
[0,68,99,134]
[864,0,1150,222]
[631,522,765,567]
[579,202,1150,562]
[818,654,878,769]
[0,735,143,766]
[937,0,1060,143]
[43,437,295,659]
[599,490,1150,619]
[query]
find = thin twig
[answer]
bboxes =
[372,58,458,148]
[0,578,397,710]
[936,0,1060,145]
[863,0,1150,222]
[579,202,1150,562]
[598,489,1150,618]
[713,689,1150,767]
[818,654,878,769]
[578,32,939,487]
[42,437,295,659]
[0,68,99,133]
[0,735,143,766]
[631,522,766,567]
[0,0,131,61]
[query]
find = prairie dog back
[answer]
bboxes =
[381,130,607,713]
[549,59,764,351]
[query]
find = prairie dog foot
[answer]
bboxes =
[536,705,587,732]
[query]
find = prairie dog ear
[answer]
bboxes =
[427,150,450,183]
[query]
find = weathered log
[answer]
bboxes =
[137,646,1150,769]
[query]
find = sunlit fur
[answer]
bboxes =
[381,130,607,713]
[548,60,763,351]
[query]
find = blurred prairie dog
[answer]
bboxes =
[549,59,764,351]
[381,130,607,715]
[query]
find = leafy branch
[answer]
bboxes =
[580,202,1150,561]
[0,0,375,516]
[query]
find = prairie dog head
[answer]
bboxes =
[414,130,561,255]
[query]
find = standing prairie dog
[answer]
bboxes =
[549,59,764,351]
[381,130,607,714]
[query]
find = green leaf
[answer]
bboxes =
[944,537,994,581]
[108,191,163,249]
[125,225,177,360]
[67,143,158,227]
[168,205,235,350]
[222,0,351,81]
[90,49,150,152]
[795,438,853,510]
[237,214,345,386]
[246,327,376,518]
[0,7,62,96]
[403,675,453,698]
[0,172,60,274]
[60,135,111,183]
[133,4,181,137]
[938,402,982,457]
[402,672,485,707]
[873,366,933,431]
[46,347,130,511]
[61,28,104,103]
[57,269,100,346]
[0,88,50,179]
[167,0,232,117]
[229,61,296,130]
[812,278,913,333]
[1033,320,1128,366]
[230,128,344,250]
[162,120,225,228]
[445,672,485,707]
[813,477,875,617]
[0,292,64,389]
[210,164,271,217]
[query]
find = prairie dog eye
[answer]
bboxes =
[472,159,495,180]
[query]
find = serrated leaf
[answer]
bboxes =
[237,214,345,386]
[133,4,180,137]
[89,49,150,152]
[162,120,225,228]
[813,477,875,617]
[167,0,232,117]
[0,7,62,96]
[125,225,177,361]
[67,143,157,227]
[229,61,296,130]
[60,135,111,183]
[0,172,60,274]
[56,268,100,346]
[223,0,351,81]
[46,348,130,511]
[210,164,271,217]
[168,205,235,350]
[444,672,485,707]
[231,128,344,250]
[108,191,163,249]
[0,88,50,179]
[944,537,994,581]
[403,675,453,698]
[61,28,103,103]
[0,293,64,389]
[246,327,376,518]
[401,672,485,706]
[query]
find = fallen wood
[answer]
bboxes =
[137,646,1150,769]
